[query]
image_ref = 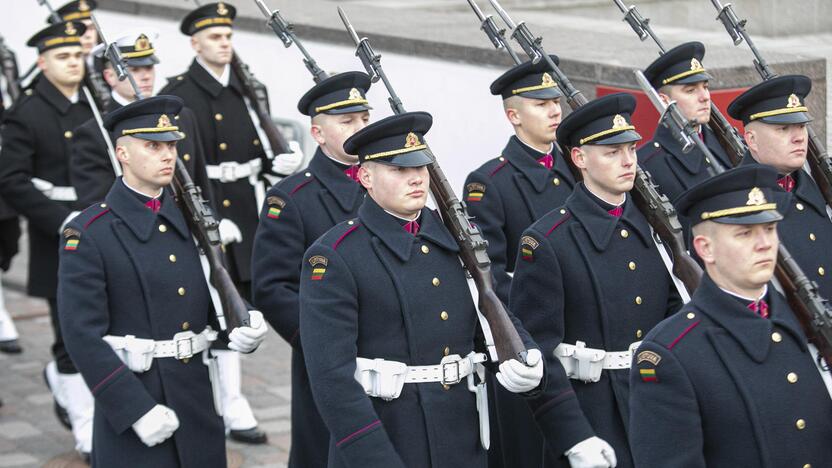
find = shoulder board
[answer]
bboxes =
[289,173,316,195]
[488,156,509,177]
[74,203,112,230]
[638,141,664,163]
[330,219,361,251]
[650,308,702,350]
[162,74,188,90]
[545,210,572,237]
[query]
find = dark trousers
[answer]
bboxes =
[49,297,78,374]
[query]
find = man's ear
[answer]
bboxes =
[692,232,715,266]
[506,107,520,126]
[571,146,586,169]
[36,54,47,72]
[310,124,325,146]
[358,164,372,191]
[190,35,199,53]
[744,128,757,154]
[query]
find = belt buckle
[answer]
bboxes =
[175,336,194,360]
[442,360,461,385]
[219,162,237,183]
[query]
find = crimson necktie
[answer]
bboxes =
[344,165,360,183]
[538,153,554,170]
[607,206,623,217]
[403,220,420,236]
[145,198,161,214]
[748,299,769,319]
[778,175,795,192]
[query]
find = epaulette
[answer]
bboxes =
[545,209,572,237]
[164,74,188,89]
[289,171,316,195]
[487,156,509,177]
[638,141,664,164]
[649,307,702,350]
[75,202,112,230]
[330,219,361,251]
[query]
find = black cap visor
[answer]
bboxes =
[124,55,160,68]
[757,111,812,125]
[667,71,711,87]
[710,209,783,225]
[323,103,373,116]
[132,130,186,142]
[516,87,563,100]
[588,129,642,146]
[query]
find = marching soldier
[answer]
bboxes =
[462,56,574,468]
[70,30,212,208]
[58,95,268,468]
[0,20,95,457]
[299,111,544,468]
[630,164,832,467]
[638,42,734,204]
[728,75,832,301]
[252,71,371,467]
[510,94,683,468]
[161,2,301,443]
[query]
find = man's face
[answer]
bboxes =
[572,141,638,199]
[505,96,562,146]
[104,64,155,100]
[117,136,178,191]
[661,81,711,125]
[191,26,233,66]
[79,19,99,55]
[38,46,85,88]
[745,121,809,174]
[311,111,370,164]
[359,162,429,219]
[694,221,779,295]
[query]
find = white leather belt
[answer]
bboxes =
[355,352,487,401]
[554,341,642,383]
[103,327,217,373]
[206,158,262,183]
[31,177,77,202]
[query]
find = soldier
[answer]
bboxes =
[728,75,832,301]
[299,111,544,468]
[638,42,734,204]
[70,30,212,208]
[161,2,302,443]
[461,56,574,468]
[252,71,371,467]
[629,164,832,467]
[0,20,95,457]
[58,95,268,468]
[510,93,683,468]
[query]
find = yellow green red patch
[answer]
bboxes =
[639,368,657,382]
[309,255,328,281]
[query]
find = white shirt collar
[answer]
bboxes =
[719,284,768,303]
[584,183,626,207]
[122,178,163,200]
[68,92,79,104]
[196,57,230,87]
[111,91,133,107]
[384,209,420,223]
[516,135,553,156]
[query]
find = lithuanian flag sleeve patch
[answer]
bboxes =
[63,228,81,251]
[466,182,485,202]
[266,196,286,220]
[520,235,539,262]
[309,255,328,281]
[639,368,657,382]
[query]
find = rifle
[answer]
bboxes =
[0,34,21,104]
[338,6,528,365]
[466,0,521,65]
[613,0,746,167]
[489,0,702,294]
[710,0,832,208]
[638,67,832,366]
[254,0,329,83]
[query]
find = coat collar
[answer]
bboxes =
[308,148,364,212]
[503,136,572,192]
[35,76,85,115]
[566,183,652,251]
[359,196,458,262]
[693,274,808,362]
[187,58,243,98]
[105,179,190,242]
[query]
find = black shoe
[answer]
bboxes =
[228,427,268,444]
[0,339,21,354]
[42,367,72,430]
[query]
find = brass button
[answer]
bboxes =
[635,296,643,305]
[24,89,33,95]
[636,329,643,339]
[348,220,355,225]
[787,372,798,384]
[560,209,566,214]
[653,142,660,148]
[443,346,450,356]
[214,113,223,121]
[628,261,636,271]
[804,464,812,468]
[819,267,825,276]
[421,245,430,254]
[796,419,806,430]
[620,229,629,238]
[176,75,184,81]
[100,203,107,208]
[253,138,260,146]
[553,178,560,186]
[810,233,816,241]
[223,199,231,208]
[219,143,228,151]
[440,311,449,321]
[796,203,804,211]
[772,332,783,343]
[432,277,440,287]
[182,322,190,330]
[442,384,450,390]
[177,287,186,296]
[183,153,191,162]
[169,254,177,263]
[159,224,168,233]
[305,172,312,177]
[64,130,73,139]
[687,312,695,320]
[182,358,190,363]
[498,157,505,161]
[174,115,180,120]
[705,157,711,164]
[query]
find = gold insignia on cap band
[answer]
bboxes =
[217,2,229,15]
[65,22,78,36]
[193,17,233,30]
[314,97,369,113]
[79,0,91,11]
[579,114,636,145]
[43,37,81,47]
[512,72,558,95]
[746,187,767,206]
[700,203,778,220]
[662,58,706,85]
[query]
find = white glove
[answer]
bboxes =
[496,348,543,393]
[228,310,268,353]
[218,218,243,245]
[565,436,617,468]
[271,140,304,175]
[59,211,82,234]
[132,404,180,447]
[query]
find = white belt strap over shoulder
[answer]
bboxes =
[206,158,262,184]
[554,341,642,383]
[103,327,218,373]
[354,352,487,401]
[31,177,77,202]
